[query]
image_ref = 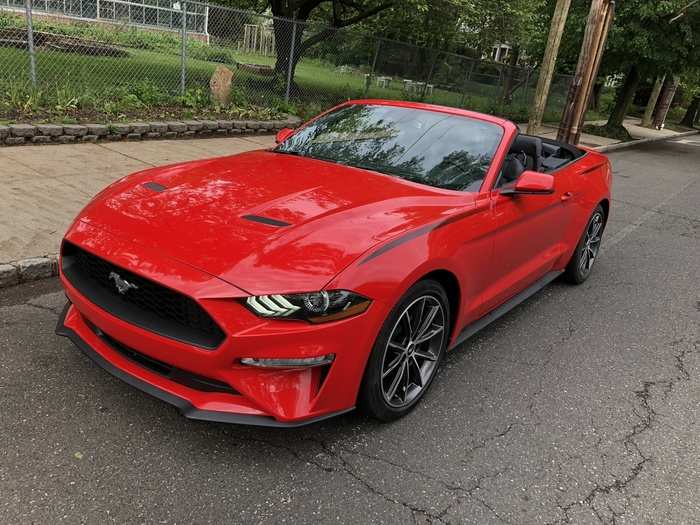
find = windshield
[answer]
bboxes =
[275,104,504,192]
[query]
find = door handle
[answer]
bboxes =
[561,191,574,202]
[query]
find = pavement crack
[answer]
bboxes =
[547,336,696,523]
[25,300,62,316]
[461,422,517,463]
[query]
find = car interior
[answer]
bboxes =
[497,133,586,188]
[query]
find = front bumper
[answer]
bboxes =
[56,223,386,426]
[56,302,354,427]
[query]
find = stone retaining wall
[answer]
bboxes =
[0,116,302,146]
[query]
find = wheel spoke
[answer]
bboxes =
[579,248,589,270]
[587,247,596,268]
[388,341,407,352]
[413,347,438,361]
[410,354,423,387]
[402,310,413,338]
[414,305,440,341]
[412,298,426,338]
[386,359,407,401]
[413,325,444,345]
[382,353,404,379]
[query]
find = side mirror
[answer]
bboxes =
[501,170,554,195]
[275,127,294,144]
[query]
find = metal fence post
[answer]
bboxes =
[285,19,297,103]
[25,0,37,88]
[180,1,186,95]
[421,52,438,100]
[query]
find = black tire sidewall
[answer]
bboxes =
[358,279,450,421]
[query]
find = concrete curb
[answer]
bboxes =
[0,254,58,288]
[0,115,303,147]
[594,129,698,153]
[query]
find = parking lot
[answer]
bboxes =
[1,135,699,524]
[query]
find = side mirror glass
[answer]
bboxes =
[502,170,554,195]
[275,127,294,144]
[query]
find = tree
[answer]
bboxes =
[230,0,394,83]
[679,70,700,127]
[680,94,700,126]
[568,0,700,136]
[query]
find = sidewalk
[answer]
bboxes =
[520,116,692,148]
[0,134,274,265]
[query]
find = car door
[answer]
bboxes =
[481,170,576,312]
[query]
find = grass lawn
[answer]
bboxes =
[1,41,575,125]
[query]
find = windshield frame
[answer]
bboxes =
[273,101,511,195]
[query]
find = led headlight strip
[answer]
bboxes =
[246,294,300,317]
[243,290,371,323]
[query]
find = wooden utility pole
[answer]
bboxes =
[527,0,572,135]
[557,0,615,144]
[641,75,666,128]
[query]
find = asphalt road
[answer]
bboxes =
[1,135,699,525]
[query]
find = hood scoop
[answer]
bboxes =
[242,214,291,228]
[143,181,168,193]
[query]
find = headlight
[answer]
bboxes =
[243,290,371,323]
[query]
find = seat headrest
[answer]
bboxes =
[510,135,543,172]
[511,135,543,158]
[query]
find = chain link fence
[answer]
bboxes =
[0,0,574,122]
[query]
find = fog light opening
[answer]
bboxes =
[240,354,335,368]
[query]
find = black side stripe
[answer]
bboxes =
[360,205,486,265]
[242,214,291,227]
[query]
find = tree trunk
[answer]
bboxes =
[273,18,303,77]
[589,81,603,110]
[641,74,665,127]
[500,46,520,105]
[605,65,640,129]
[652,75,680,129]
[680,95,700,128]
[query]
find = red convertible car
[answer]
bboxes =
[56,100,611,426]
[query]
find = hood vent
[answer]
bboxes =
[143,181,167,192]
[242,214,290,227]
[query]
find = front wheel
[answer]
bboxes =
[358,280,450,422]
[564,204,606,284]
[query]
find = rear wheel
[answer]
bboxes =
[358,280,449,421]
[564,205,605,284]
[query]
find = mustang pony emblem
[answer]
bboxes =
[109,271,139,295]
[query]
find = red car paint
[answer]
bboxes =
[57,100,612,426]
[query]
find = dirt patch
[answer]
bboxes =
[0,28,128,57]
[238,63,275,76]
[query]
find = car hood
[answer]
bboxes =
[76,150,472,295]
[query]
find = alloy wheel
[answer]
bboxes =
[579,211,604,275]
[380,295,446,408]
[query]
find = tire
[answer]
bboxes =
[358,279,450,422]
[564,204,606,284]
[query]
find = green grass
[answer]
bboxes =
[0,10,570,124]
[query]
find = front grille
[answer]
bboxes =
[61,241,225,349]
[84,319,237,395]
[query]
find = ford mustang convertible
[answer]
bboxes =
[56,100,612,426]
